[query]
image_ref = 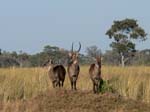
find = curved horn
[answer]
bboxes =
[77,42,81,52]
[71,42,74,52]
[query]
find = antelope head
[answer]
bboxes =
[43,59,54,71]
[68,42,81,65]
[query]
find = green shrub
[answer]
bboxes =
[99,79,114,93]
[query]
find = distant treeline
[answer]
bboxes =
[0,45,92,67]
[0,45,150,68]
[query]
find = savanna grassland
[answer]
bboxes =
[0,66,150,112]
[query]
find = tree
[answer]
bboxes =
[43,45,59,54]
[106,18,147,67]
[18,52,29,67]
[103,50,120,66]
[11,51,18,58]
[86,45,101,58]
[137,49,150,65]
[43,45,65,63]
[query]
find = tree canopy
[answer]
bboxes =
[106,19,147,66]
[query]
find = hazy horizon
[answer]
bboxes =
[0,0,150,54]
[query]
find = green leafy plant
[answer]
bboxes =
[99,79,114,93]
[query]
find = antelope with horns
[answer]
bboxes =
[89,56,102,93]
[67,42,81,90]
[46,59,66,88]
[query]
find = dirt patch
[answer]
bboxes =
[1,89,150,112]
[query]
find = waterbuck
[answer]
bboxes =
[46,59,66,88]
[89,56,102,93]
[67,42,81,90]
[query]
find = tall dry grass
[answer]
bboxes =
[103,66,150,103]
[0,68,49,102]
[0,66,150,103]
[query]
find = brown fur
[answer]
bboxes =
[89,57,102,93]
[67,42,81,90]
[48,60,66,88]
[67,52,80,90]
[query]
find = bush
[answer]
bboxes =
[99,79,114,93]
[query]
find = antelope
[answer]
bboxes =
[67,42,81,90]
[89,56,102,93]
[46,59,66,88]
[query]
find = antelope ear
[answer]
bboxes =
[68,52,72,57]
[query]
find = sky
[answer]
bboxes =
[0,0,150,54]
